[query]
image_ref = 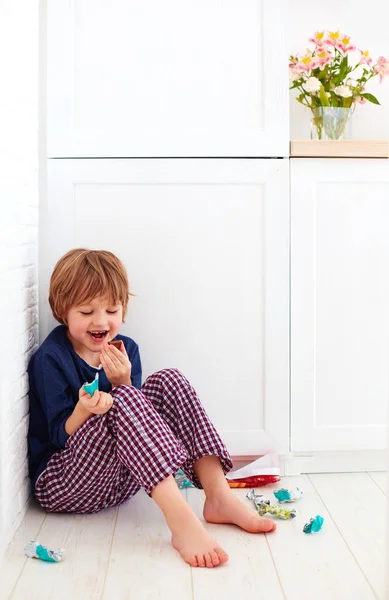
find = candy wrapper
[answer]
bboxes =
[228,475,280,488]
[83,372,99,395]
[24,540,65,563]
[274,487,303,503]
[227,453,281,488]
[303,515,324,534]
[174,469,194,489]
[246,488,296,520]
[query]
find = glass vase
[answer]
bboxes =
[310,107,352,141]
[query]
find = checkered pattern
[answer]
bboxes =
[35,368,233,513]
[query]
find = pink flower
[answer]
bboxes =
[354,96,367,104]
[374,56,389,82]
[312,47,334,70]
[324,31,341,47]
[336,35,356,54]
[309,31,326,46]
[294,51,316,75]
[359,50,372,66]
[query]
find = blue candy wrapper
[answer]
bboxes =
[24,540,65,562]
[83,372,99,395]
[274,487,303,503]
[174,469,194,489]
[303,515,324,534]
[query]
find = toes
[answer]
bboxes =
[186,555,198,567]
[215,547,229,564]
[204,553,215,568]
[209,550,220,566]
[196,554,206,568]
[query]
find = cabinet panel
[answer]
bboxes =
[43,159,290,455]
[47,0,288,157]
[291,159,389,452]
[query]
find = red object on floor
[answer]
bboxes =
[227,475,281,488]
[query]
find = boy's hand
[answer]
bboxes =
[78,387,114,415]
[100,341,132,387]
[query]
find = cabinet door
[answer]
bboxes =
[43,159,290,455]
[291,159,389,452]
[47,0,288,158]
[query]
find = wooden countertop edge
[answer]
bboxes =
[290,140,389,158]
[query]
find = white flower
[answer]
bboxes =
[289,69,301,83]
[303,76,321,93]
[334,85,353,98]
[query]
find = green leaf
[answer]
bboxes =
[335,55,348,85]
[319,84,330,107]
[361,92,380,105]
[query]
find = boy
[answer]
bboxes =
[28,248,275,569]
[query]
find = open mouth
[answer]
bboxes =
[88,330,109,341]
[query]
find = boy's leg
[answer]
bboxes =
[139,368,234,487]
[151,474,228,568]
[193,455,276,533]
[140,369,276,533]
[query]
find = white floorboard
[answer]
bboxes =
[263,475,377,600]
[9,505,118,599]
[102,488,192,600]
[368,471,388,495]
[2,474,386,600]
[187,487,285,600]
[310,473,386,600]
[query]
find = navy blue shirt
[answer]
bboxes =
[27,325,142,491]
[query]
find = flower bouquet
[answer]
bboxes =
[289,31,389,140]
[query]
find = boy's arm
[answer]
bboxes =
[65,402,91,436]
[129,343,142,389]
[30,351,79,448]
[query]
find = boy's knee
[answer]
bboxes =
[154,368,187,383]
[112,384,144,408]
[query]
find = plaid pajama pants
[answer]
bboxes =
[35,368,234,513]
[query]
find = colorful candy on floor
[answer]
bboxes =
[227,474,280,488]
[246,488,297,519]
[24,540,65,562]
[273,487,303,503]
[303,515,324,534]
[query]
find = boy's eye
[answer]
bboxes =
[80,310,119,315]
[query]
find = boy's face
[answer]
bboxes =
[65,296,123,359]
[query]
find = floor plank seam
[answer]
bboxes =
[100,506,120,600]
[9,508,48,600]
[264,532,287,600]
[366,472,387,495]
[307,475,380,600]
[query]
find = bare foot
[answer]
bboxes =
[169,509,229,568]
[203,492,277,533]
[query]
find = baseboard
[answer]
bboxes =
[283,450,389,475]
[232,450,388,475]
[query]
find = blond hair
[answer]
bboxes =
[49,249,131,325]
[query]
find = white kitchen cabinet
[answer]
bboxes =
[47,0,288,158]
[291,159,389,454]
[43,158,290,456]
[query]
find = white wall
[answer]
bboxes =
[0,1,40,555]
[287,0,389,140]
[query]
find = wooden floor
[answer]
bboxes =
[2,473,387,600]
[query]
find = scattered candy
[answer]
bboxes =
[174,469,194,489]
[246,488,296,519]
[227,475,281,488]
[303,515,324,534]
[83,372,99,395]
[24,540,65,563]
[274,487,303,503]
